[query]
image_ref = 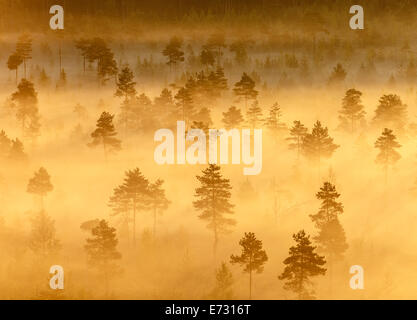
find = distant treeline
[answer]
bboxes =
[1,0,417,32]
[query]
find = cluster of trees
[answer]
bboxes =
[193,164,345,300]
[108,168,170,245]
[75,38,118,83]
[7,34,32,83]
[2,27,415,300]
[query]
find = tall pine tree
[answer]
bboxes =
[193,164,235,254]
[88,112,121,160]
[230,232,268,299]
[278,230,326,300]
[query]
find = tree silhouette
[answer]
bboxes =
[278,230,326,300]
[373,94,407,132]
[16,33,32,78]
[81,38,118,84]
[222,106,244,129]
[206,33,226,65]
[193,164,235,254]
[115,65,137,102]
[246,101,263,129]
[97,47,118,85]
[338,89,366,133]
[109,168,149,246]
[230,40,250,66]
[84,219,121,296]
[200,47,215,70]
[7,52,23,85]
[8,138,27,162]
[287,120,308,160]
[233,73,258,111]
[162,36,184,73]
[310,182,343,227]
[310,182,347,295]
[314,218,348,263]
[264,103,287,138]
[11,78,41,139]
[74,38,90,74]
[211,262,234,299]
[89,112,121,160]
[27,167,53,211]
[39,68,50,87]
[148,179,170,239]
[29,210,61,260]
[302,121,339,175]
[374,128,401,182]
[328,63,346,85]
[211,66,228,93]
[154,88,174,118]
[174,87,194,122]
[0,130,11,159]
[230,232,268,299]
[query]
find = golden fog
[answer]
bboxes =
[0,0,416,300]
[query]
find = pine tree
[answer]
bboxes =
[109,168,150,246]
[174,87,194,122]
[230,40,249,66]
[29,210,61,259]
[314,218,348,262]
[310,182,343,228]
[211,262,234,299]
[88,112,121,160]
[246,101,263,129]
[310,182,347,295]
[148,179,170,239]
[338,89,366,133]
[115,65,136,101]
[286,120,308,160]
[84,220,121,296]
[212,66,228,92]
[39,68,50,87]
[193,164,235,254]
[222,106,244,129]
[16,33,32,79]
[7,52,23,85]
[278,230,326,300]
[264,103,287,137]
[73,103,88,120]
[162,36,184,73]
[206,33,226,65]
[74,38,90,74]
[233,73,258,111]
[97,48,118,85]
[328,63,347,85]
[154,88,174,120]
[230,232,268,299]
[373,94,407,132]
[302,121,339,174]
[27,167,53,211]
[11,78,41,139]
[200,47,215,70]
[8,138,27,162]
[108,185,131,243]
[0,130,11,159]
[374,128,401,182]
